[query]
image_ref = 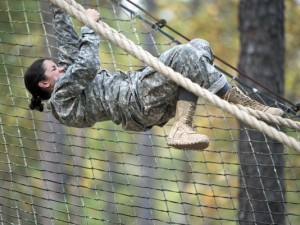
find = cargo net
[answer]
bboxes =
[1,0,300,224]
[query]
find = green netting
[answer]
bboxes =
[0,0,300,224]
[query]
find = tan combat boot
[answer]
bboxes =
[223,87,284,117]
[167,100,209,150]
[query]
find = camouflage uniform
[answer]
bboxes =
[50,10,228,131]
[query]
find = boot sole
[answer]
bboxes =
[167,140,209,150]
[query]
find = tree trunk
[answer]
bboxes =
[237,0,285,224]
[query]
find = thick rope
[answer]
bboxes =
[239,105,300,130]
[49,0,300,152]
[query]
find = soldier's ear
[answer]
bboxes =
[38,80,50,89]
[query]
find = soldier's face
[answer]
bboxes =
[39,60,64,91]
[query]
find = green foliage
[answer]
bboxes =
[285,0,300,102]
[0,0,299,225]
[155,0,239,68]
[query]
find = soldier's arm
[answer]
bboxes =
[53,9,101,98]
[52,6,80,68]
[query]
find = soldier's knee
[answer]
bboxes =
[190,39,210,48]
[189,39,214,62]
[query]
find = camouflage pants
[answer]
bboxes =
[127,38,228,130]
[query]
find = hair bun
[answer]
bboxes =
[29,96,44,112]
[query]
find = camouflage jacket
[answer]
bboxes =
[50,11,171,131]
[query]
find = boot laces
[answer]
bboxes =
[232,90,266,111]
[184,105,196,131]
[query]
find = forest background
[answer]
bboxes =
[0,0,300,225]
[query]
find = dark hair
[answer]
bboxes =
[24,58,52,112]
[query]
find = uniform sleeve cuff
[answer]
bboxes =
[81,26,95,34]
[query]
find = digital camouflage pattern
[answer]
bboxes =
[50,9,227,131]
